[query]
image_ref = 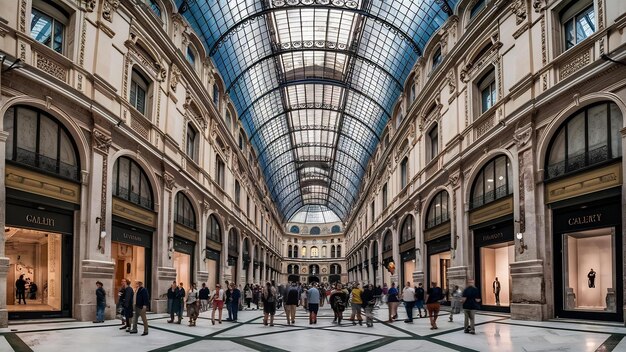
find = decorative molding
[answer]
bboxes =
[414,196,422,215]
[35,52,67,82]
[510,0,527,25]
[513,124,533,148]
[545,163,622,204]
[102,0,120,22]
[560,51,591,80]
[163,173,176,190]
[533,0,546,12]
[597,0,605,31]
[540,15,547,66]
[447,69,456,94]
[19,0,27,33]
[92,129,112,154]
[79,17,87,67]
[5,164,80,204]
[85,0,97,12]
[170,64,181,92]
[518,152,526,233]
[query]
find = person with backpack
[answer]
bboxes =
[330,283,348,324]
[425,281,444,330]
[285,282,299,325]
[261,281,277,326]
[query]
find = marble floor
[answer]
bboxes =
[0,304,624,352]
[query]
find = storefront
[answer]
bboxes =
[111,220,152,292]
[472,218,514,312]
[425,235,451,298]
[173,236,195,287]
[173,192,197,287]
[5,198,74,320]
[205,248,220,289]
[400,249,415,285]
[552,195,623,322]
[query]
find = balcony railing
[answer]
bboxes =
[546,145,610,180]
[114,186,153,210]
[14,147,79,181]
[175,214,195,229]
[426,213,450,229]
[470,184,511,209]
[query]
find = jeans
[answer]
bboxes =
[96,304,105,322]
[167,298,173,314]
[227,301,233,319]
[230,302,238,321]
[404,301,415,321]
[464,309,476,332]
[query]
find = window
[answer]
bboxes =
[175,192,196,229]
[212,84,220,107]
[370,201,375,223]
[216,157,225,188]
[112,156,153,210]
[288,245,293,258]
[331,225,341,233]
[331,245,336,258]
[428,125,439,161]
[562,3,595,50]
[470,155,513,209]
[322,246,327,257]
[382,183,388,209]
[3,105,79,180]
[186,46,196,67]
[400,215,414,243]
[293,245,299,258]
[234,180,241,206]
[225,111,232,131]
[410,81,416,102]
[478,69,496,114]
[546,102,622,179]
[301,246,307,257]
[383,133,390,149]
[426,191,449,229]
[311,247,319,258]
[310,226,321,235]
[331,263,341,275]
[336,245,341,257]
[400,157,408,189]
[130,69,149,115]
[290,225,300,233]
[228,229,238,251]
[432,47,442,70]
[148,0,161,18]
[186,124,199,162]
[470,0,486,18]
[382,231,392,252]
[246,196,250,217]
[30,4,67,54]
[207,214,222,243]
[396,113,404,128]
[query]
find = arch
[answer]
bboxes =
[174,192,197,229]
[425,190,450,230]
[109,150,161,211]
[399,214,415,243]
[382,230,393,252]
[463,148,516,202]
[331,225,341,233]
[310,226,321,235]
[469,154,514,209]
[537,94,626,171]
[421,185,453,227]
[311,246,319,257]
[111,155,154,210]
[293,245,299,258]
[290,225,300,234]
[228,227,240,252]
[206,213,222,243]
[0,97,90,173]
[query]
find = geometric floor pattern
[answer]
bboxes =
[1,304,625,352]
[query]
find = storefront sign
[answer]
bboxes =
[426,235,451,255]
[205,248,220,260]
[112,225,152,248]
[554,198,620,233]
[174,237,194,254]
[474,222,514,247]
[567,214,602,226]
[7,203,73,234]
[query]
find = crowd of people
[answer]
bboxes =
[95,278,482,336]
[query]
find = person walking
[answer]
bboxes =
[94,281,106,323]
[449,285,462,322]
[362,284,376,327]
[229,283,241,322]
[166,281,176,315]
[244,284,252,309]
[261,281,277,326]
[307,283,320,324]
[210,283,224,325]
[329,283,348,324]
[349,283,364,325]
[415,282,426,318]
[199,283,210,312]
[386,282,399,322]
[15,275,26,305]
[462,279,481,334]
[129,281,149,336]
[374,285,383,307]
[402,282,416,323]
[252,284,260,310]
[186,283,199,326]
[318,285,326,307]
[285,282,299,325]
[121,279,134,331]
[224,280,233,320]
[116,282,126,327]
[425,281,444,330]
[168,282,184,324]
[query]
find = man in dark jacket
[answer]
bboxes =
[199,283,210,312]
[225,280,232,321]
[94,281,106,323]
[229,283,241,322]
[166,281,176,316]
[130,281,149,336]
[167,282,184,324]
[285,283,299,325]
[121,279,134,331]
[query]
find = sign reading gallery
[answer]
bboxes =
[567,214,601,226]
[6,203,73,234]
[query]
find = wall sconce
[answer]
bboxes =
[201,248,207,263]
[167,236,174,259]
[516,232,528,254]
[95,217,106,251]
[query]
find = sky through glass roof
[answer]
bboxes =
[177,0,457,222]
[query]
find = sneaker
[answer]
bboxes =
[141,332,148,336]
[129,330,138,334]
[119,326,127,330]
[404,320,413,323]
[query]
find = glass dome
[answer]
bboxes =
[289,205,340,224]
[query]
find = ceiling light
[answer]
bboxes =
[487,179,494,182]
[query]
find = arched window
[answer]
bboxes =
[290,225,300,233]
[336,245,341,257]
[239,129,245,150]
[234,180,241,206]
[293,245,299,258]
[470,0,486,19]
[186,46,196,68]
[215,156,225,188]
[330,264,341,275]
[212,84,220,107]
[228,228,238,251]
[175,192,196,229]
[310,226,321,235]
[400,157,409,188]
[4,105,80,181]
[311,246,319,257]
[30,1,68,54]
[288,245,293,258]
[301,246,307,257]
[130,69,150,115]
[331,225,341,233]
[471,155,513,209]
[225,110,232,131]
[426,191,449,229]
[331,245,336,258]
[309,264,320,275]
[432,46,442,70]
[546,102,622,179]
[322,246,327,257]
[400,215,414,243]
[372,241,378,260]
[206,214,222,243]
[112,156,153,209]
[186,123,199,162]
[383,231,393,252]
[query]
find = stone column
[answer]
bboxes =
[196,202,209,286]
[447,174,469,292]
[0,131,10,327]
[510,124,546,320]
[367,244,373,284]
[248,241,255,284]
[391,218,400,284]
[154,173,177,313]
[261,248,267,283]
[223,222,231,283]
[412,198,425,286]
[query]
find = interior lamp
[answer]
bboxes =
[516,232,528,254]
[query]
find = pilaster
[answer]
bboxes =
[0,131,10,327]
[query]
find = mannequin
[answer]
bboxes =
[493,277,501,305]
[587,268,596,288]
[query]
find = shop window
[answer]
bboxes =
[30,1,68,54]
[206,214,222,243]
[561,2,595,51]
[234,180,241,207]
[428,125,439,161]
[400,215,414,243]
[3,105,79,181]
[310,226,320,235]
[130,69,150,115]
[174,192,196,229]
[546,102,622,179]
[432,46,442,71]
[470,155,513,209]
[400,157,408,189]
[426,191,449,229]
[479,243,514,307]
[215,157,225,188]
[382,183,388,209]
[470,0,486,19]
[331,225,341,233]
[311,246,319,258]
[112,156,154,210]
[478,69,496,114]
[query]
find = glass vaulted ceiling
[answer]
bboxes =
[178,0,457,221]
